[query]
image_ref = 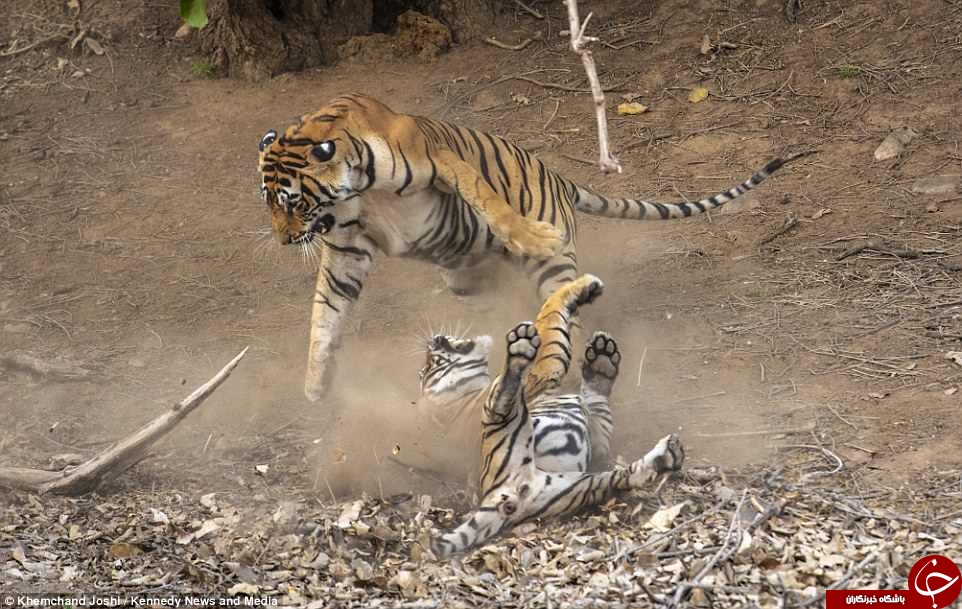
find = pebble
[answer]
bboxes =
[912,175,959,196]
[874,127,916,161]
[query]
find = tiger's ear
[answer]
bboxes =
[432,149,563,259]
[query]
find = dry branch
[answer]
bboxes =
[564,0,622,174]
[0,347,248,495]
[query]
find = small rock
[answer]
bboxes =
[874,127,916,161]
[127,357,146,368]
[926,201,941,213]
[945,387,958,396]
[912,175,959,196]
[3,322,33,333]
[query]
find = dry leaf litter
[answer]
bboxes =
[2,464,959,608]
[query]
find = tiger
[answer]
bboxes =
[257,93,810,402]
[408,283,618,492]
[418,274,684,558]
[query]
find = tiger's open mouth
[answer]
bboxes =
[310,213,336,235]
[290,213,336,245]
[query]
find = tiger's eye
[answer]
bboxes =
[259,130,277,152]
[312,140,336,162]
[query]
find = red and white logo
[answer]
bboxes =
[825,554,961,609]
[907,554,961,609]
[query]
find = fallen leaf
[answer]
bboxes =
[811,208,832,220]
[337,500,364,529]
[588,571,609,587]
[84,37,105,55]
[109,542,143,558]
[12,544,26,564]
[60,565,79,582]
[353,558,374,581]
[66,0,80,11]
[227,583,260,596]
[644,501,688,531]
[945,351,962,367]
[200,493,218,512]
[150,508,169,524]
[699,34,713,55]
[174,23,193,39]
[688,87,709,103]
[617,102,649,115]
[195,519,220,540]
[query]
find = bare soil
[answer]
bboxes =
[1,0,961,603]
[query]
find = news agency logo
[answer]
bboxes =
[907,554,961,609]
[826,554,961,609]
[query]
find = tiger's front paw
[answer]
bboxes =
[505,322,539,376]
[642,434,685,474]
[502,216,564,259]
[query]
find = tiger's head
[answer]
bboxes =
[258,96,385,244]
[419,334,494,398]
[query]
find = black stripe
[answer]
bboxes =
[362,140,377,188]
[323,269,361,301]
[396,147,414,195]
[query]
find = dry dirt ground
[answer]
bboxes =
[2,0,962,605]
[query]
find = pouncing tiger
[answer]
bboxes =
[418,274,684,558]
[257,93,810,402]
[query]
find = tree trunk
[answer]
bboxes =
[199,0,503,80]
[202,0,373,80]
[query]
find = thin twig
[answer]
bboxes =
[564,0,622,173]
[782,444,845,481]
[511,0,544,19]
[484,36,536,51]
[636,346,648,387]
[759,214,799,245]
[1,32,68,57]
[668,490,747,607]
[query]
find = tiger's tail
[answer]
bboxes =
[574,150,814,220]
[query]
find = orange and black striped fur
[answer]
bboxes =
[426,275,684,558]
[257,93,808,401]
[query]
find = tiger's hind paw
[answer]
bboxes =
[505,322,539,377]
[582,331,620,396]
[502,217,564,259]
[642,433,685,475]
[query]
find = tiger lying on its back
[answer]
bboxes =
[411,277,619,490]
[419,275,684,557]
[258,93,810,402]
